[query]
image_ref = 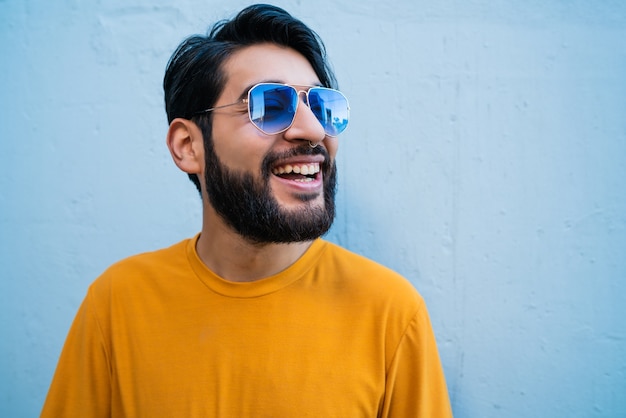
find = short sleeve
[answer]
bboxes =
[380,303,453,417]
[40,288,112,417]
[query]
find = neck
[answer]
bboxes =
[195,207,314,283]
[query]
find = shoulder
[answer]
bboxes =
[317,240,425,310]
[89,237,192,296]
[315,241,430,363]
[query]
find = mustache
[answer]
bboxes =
[262,144,331,177]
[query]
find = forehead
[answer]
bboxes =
[220,43,321,95]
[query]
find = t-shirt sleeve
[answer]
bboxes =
[380,302,454,417]
[40,288,112,417]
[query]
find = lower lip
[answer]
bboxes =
[272,173,323,191]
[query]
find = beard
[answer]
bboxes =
[202,138,336,244]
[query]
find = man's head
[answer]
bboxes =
[163,4,347,244]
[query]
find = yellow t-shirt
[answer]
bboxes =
[42,237,452,417]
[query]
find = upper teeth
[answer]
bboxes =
[272,163,320,176]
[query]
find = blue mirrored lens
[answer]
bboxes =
[249,84,297,134]
[308,87,349,136]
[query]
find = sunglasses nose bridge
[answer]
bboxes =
[295,89,309,107]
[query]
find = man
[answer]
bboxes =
[41,4,453,417]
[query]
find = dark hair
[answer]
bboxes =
[163,4,337,192]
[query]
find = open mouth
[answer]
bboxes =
[271,162,321,183]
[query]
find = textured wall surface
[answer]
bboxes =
[1,0,625,417]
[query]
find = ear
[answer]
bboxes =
[166,118,204,175]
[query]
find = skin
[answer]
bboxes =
[166,43,339,282]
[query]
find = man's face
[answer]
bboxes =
[201,43,339,244]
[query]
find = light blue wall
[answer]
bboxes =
[1,0,625,416]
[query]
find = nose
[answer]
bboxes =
[282,91,325,144]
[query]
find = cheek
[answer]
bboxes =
[211,122,270,172]
[322,137,339,160]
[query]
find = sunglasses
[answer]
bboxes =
[196,83,350,137]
